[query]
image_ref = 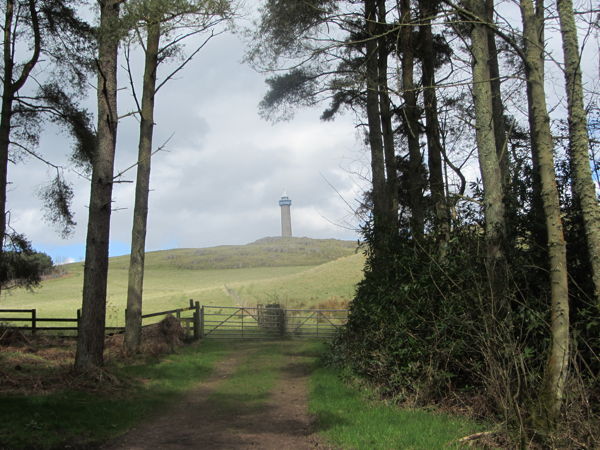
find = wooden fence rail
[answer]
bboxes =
[0,299,203,338]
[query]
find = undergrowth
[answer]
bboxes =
[330,223,599,448]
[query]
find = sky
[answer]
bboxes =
[7,5,369,264]
[5,1,599,265]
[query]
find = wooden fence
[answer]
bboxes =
[0,308,80,333]
[0,299,201,338]
[1,301,348,341]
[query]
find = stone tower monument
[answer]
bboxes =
[279,192,292,237]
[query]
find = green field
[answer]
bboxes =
[0,237,364,324]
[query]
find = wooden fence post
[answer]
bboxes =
[77,309,81,334]
[193,301,201,340]
[189,298,194,309]
[200,304,204,338]
[31,309,36,335]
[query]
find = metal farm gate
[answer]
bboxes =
[201,304,347,339]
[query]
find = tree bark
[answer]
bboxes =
[520,0,570,426]
[0,0,40,296]
[525,0,547,253]
[400,0,425,240]
[75,0,121,371]
[364,0,389,255]
[125,20,161,354]
[557,0,600,306]
[467,0,507,288]
[377,0,399,236]
[486,0,509,193]
[0,0,15,291]
[419,0,450,250]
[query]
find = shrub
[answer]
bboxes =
[331,223,599,446]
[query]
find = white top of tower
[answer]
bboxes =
[279,190,292,206]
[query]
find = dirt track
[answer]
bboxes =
[103,343,329,450]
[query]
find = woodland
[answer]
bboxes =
[1,0,599,448]
[250,0,600,447]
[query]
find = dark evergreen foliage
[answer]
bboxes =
[39,173,76,238]
[0,233,53,290]
[259,69,320,120]
[257,0,338,59]
[39,83,96,171]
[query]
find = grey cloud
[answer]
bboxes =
[8,22,364,261]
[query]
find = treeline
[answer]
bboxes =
[251,0,599,446]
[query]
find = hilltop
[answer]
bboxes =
[107,237,359,271]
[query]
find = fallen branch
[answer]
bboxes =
[457,431,496,443]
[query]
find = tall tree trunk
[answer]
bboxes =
[377,0,399,236]
[400,0,425,240]
[557,0,600,306]
[364,0,388,257]
[75,0,121,371]
[520,0,570,427]
[467,0,507,290]
[0,0,15,294]
[0,0,40,296]
[419,0,450,250]
[526,0,547,253]
[125,20,161,354]
[486,0,509,193]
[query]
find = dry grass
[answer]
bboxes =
[0,326,75,394]
[106,315,186,358]
[311,297,350,310]
[0,316,187,396]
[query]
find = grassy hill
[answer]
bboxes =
[106,237,358,271]
[224,252,364,308]
[0,237,364,323]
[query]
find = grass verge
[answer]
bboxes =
[0,340,231,449]
[309,365,486,449]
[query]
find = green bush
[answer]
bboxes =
[331,220,599,445]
